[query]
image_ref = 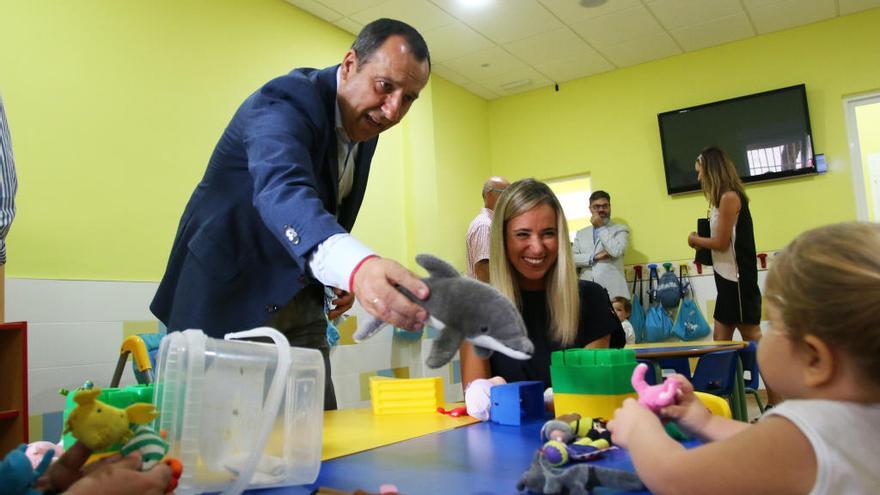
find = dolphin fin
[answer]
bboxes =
[468,334,532,360]
[416,254,460,279]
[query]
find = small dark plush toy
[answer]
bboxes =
[354,254,534,369]
[517,451,645,495]
[540,417,614,467]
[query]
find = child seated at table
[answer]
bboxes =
[611,296,636,345]
[607,222,880,494]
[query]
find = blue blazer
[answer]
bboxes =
[151,65,377,338]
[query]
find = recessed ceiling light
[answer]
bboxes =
[579,0,607,7]
[459,0,492,8]
[500,79,532,91]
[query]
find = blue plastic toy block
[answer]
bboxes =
[489,380,545,425]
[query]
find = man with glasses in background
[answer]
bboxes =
[465,176,509,283]
[572,190,630,300]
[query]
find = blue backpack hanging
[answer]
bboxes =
[630,265,647,343]
[644,264,673,342]
[656,262,689,310]
[672,265,711,341]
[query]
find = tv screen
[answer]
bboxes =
[658,84,816,195]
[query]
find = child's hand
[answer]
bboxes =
[607,398,661,448]
[659,374,713,436]
[65,452,172,495]
[34,441,94,492]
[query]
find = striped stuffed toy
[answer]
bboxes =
[120,424,169,470]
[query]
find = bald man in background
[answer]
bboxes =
[465,176,509,283]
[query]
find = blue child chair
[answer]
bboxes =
[657,357,692,380]
[691,349,743,420]
[738,341,766,414]
[637,358,692,386]
[636,359,658,385]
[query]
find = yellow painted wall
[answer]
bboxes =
[855,102,880,221]
[488,9,880,263]
[0,0,349,279]
[0,0,489,280]
[6,2,877,281]
[430,77,491,271]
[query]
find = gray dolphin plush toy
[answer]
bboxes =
[353,254,534,369]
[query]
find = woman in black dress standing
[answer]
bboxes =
[688,146,762,342]
[689,146,779,405]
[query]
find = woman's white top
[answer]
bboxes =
[709,206,737,281]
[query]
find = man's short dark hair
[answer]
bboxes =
[589,190,611,203]
[351,18,431,70]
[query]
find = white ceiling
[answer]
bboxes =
[285,0,880,99]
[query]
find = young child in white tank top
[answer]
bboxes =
[607,222,880,494]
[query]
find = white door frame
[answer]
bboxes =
[843,92,880,221]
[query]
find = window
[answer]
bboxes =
[544,174,591,242]
[746,138,812,175]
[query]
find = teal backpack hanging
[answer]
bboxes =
[672,265,711,341]
[644,264,673,342]
[630,265,647,342]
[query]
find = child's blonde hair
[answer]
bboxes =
[764,222,880,388]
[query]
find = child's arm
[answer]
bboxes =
[659,374,750,442]
[609,400,816,495]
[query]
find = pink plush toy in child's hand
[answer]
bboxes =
[631,363,680,413]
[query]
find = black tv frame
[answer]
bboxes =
[658,84,817,195]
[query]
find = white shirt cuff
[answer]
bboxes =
[308,233,376,292]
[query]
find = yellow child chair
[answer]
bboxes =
[694,391,732,418]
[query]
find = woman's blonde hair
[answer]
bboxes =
[696,146,748,207]
[489,179,580,346]
[764,222,880,388]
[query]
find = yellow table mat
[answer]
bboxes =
[321,403,478,460]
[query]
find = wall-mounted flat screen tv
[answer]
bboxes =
[658,84,816,195]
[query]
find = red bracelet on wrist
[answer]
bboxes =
[349,254,379,292]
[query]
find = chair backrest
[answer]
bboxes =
[691,349,739,396]
[738,341,761,389]
[694,391,732,418]
[657,357,692,380]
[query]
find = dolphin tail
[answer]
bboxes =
[353,317,387,342]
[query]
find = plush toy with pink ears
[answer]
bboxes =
[631,362,681,413]
[24,441,63,469]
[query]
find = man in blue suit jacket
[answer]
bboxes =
[151,19,432,409]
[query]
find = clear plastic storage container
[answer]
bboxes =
[154,328,324,494]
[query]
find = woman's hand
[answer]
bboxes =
[607,398,661,448]
[687,232,700,249]
[659,374,713,437]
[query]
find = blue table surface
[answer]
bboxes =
[251,418,699,495]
